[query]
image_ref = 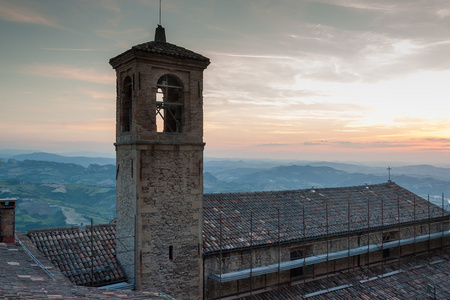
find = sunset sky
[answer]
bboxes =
[1,0,450,164]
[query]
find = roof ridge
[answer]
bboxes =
[203,182,397,197]
[28,223,114,234]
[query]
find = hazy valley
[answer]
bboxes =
[1,151,449,232]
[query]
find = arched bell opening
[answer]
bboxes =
[156,74,183,133]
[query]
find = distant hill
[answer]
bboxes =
[307,161,450,182]
[0,159,115,186]
[0,180,115,232]
[204,164,378,192]
[1,153,449,231]
[1,152,115,167]
[204,162,450,210]
[0,149,40,157]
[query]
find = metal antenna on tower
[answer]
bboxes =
[159,0,162,25]
[154,0,166,43]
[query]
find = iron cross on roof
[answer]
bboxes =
[387,166,392,182]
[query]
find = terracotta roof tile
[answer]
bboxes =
[203,182,449,254]
[110,41,210,65]
[28,224,125,287]
[132,41,209,62]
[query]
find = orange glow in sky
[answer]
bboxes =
[0,0,450,164]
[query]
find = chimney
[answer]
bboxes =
[0,198,17,243]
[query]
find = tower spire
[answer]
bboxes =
[159,0,162,26]
[154,24,166,42]
[154,0,166,42]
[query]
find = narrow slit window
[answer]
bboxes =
[169,245,174,261]
[122,76,132,132]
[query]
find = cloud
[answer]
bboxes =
[304,140,329,146]
[257,143,292,147]
[335,141,415,149]
[425,138,450,143]
[96,0,121,13]
[20,64,115,85]
[95,28,150,49]
[0,1,61,28]
[436,9,450,18]
[41,48,95,52]
[310,0,399,11]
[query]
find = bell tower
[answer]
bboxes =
[110,25,209,299]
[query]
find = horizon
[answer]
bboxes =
[1,1,450,164]
[2,148,450,168]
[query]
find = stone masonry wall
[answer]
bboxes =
[137,144,203,299]
[116,146,137,284]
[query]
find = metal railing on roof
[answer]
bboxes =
[209,230,450,282]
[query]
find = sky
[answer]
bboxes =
[1,0,450,165]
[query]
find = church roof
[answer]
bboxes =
[202,182,449,254]
[28,224,125,287]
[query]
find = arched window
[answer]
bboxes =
[156,75,183,133]
[122,76,132,132]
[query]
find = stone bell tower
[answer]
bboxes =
[110,25,209,299]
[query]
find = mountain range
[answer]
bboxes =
[0,150,115,167]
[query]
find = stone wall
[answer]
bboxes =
[137,145,203,299]
[116,146,137,284]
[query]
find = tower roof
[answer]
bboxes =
[130,40,210,62]
[110,26,210,67]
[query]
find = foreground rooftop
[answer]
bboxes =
[28,224,124,287]
[0,232,161,299]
